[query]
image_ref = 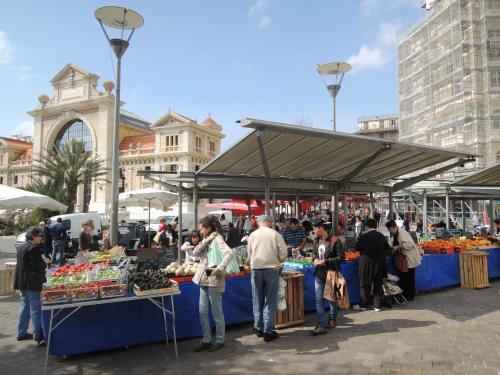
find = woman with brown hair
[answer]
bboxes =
[192,215,234,353]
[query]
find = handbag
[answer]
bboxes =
[393,250,408,273]
[323,270,350,309]
[207,239,240,275]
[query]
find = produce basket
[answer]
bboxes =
[41,288,72,304]
[99,283,127,299]
[133,280,179,296]
[71,285,99,301]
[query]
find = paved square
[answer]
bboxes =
[0,280,499,375]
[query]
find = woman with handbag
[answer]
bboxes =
[385,220,422,301]
[355,218,389,311]
[310,220,344,336]
[192,215,234,352]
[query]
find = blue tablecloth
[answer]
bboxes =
[43,248,500,356]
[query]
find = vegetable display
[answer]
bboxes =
[128,269,173,291]
[165,262,198,276]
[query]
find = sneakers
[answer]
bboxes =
[353,304,367,311]
[36,340,47,348]
[310,326,326,336]
[209,343,224,352]
[326,319,337,329]
[263,331,279,342]
[253,327,263,337]
[373,307,381,312]
[193,342,211,352]
[16,333,33,341]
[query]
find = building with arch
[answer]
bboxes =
[0,63,224,213]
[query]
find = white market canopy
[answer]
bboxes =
[118,187,177,210]
[0,185,68,212]
[139,119,476,199]
[452,163,500,188]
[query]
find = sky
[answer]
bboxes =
[0,0,428,150]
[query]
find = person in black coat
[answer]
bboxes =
[43,218,53,258]
[14,227,50,346]
[225,222,242,248]
[355,218,389,311]
[311,220,344,336]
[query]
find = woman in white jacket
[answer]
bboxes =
[386,220,422,301]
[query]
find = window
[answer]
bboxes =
[165,135,179,147]
[195,165,200,171]
[0,176,3,184]
[209,141,215,152]
[13,175,18,184]
[220,214,225,221]
[195,136,202,153]
[490,70,500,88]
[145,166,151,171]
[55,119,92,153]
[169,164,177,173]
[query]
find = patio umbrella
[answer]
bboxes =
[118,188,177,247]
[0,185,67,212]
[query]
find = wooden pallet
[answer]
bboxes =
[275,270,305,329]
[0,268,15,295]
[459,251,490,289]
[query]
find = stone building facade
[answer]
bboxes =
[0,63,224,213]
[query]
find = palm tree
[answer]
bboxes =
[32,141,108,213]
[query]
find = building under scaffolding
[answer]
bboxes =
[398,0,500,175]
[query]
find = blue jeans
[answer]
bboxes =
[199,286,225,344]
[251,269,279,334]
[17,290,42,341]
[315,276,339,328]
[52,240,65,265]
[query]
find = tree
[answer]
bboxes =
[32,141,108,213]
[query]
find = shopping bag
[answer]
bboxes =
[208,240,240,275]
[333,271,350,309]
[393,251,408,273]
[153,230,164,244]
[277,277,287,311]
[323,270,336,302]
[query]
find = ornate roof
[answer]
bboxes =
[201,117,223,131]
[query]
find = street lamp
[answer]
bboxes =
[95,6,144,246]
[317,61,351,132]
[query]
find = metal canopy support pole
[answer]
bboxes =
[193,181,198,227]
[388,189,394,220]
[264,180,270,218]
[445,188,450,230]
[461,200,466,233]
[369,192,374,219]
[295,191,299,219]
[490,199,495,227]
[331,194,336,234]
[177,183,183,262]
[256,128,271,218]
[272,192,276,227]
[423,189,428,236]
[343,192,348,235]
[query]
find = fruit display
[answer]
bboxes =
[88,252,116,263]
[345,251,361,261]
[418,238,492,254]
[41,288,72,304]
[283,258,315,269]
[128,269,174,290]
[164,262,198,277]
[51,263,96,277]
[95,269,122,282]
[99,283,127,299]
[72,284,99,301]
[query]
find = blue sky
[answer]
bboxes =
[0,0,426,149]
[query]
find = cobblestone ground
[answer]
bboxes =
[0,281,499,375]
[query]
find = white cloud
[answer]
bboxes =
[259,16,271,29]
[347,45,390,74]
[378,21,403,46]
[12,120,34,136]
[0,31,14,65]
[17,66,31,81]
[249,0,268,16]
[360,0,416,17]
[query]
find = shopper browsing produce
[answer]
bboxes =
[76,219,94,264]
[181,231,201,263]
[192,215,234,353]
[14,227,51,347]
[487,218,500,242]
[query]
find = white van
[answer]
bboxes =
[147,212,195,234]
[208,210,233,230]
[50,212,103,240]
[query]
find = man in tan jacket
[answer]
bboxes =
[247,215,287,342]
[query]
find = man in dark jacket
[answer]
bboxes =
[51,217,67,266]
[311,220,344,335]
[355,218,389,311]
[43,218,53,258]
[14,227,50,346]
[225,222,242,248]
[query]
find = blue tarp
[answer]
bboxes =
[43,249,500,356]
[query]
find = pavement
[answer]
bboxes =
[0,279,499,375]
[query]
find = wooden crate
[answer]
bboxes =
[0,268,15,295]
[459,251,490,289]
[275,270,305,329]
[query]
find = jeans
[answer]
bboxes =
[52,240,65,265]
[251,269,279,334]
[199,286,225,344]
[315,276,339,328]
[17,290,42,341]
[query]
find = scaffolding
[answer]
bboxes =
[398,0,500,175]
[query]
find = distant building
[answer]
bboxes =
[356,114,399,141]
[398,0,500,170]
[0,63,224,212]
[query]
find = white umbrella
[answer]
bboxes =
[0,185,67,212]
[118,188,178,247]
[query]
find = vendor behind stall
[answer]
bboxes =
[181,231,201,263]
[76,220,94,264]
[487,218,500,242]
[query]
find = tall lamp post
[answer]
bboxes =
[95,6,144,246]
[317,61,351,132]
